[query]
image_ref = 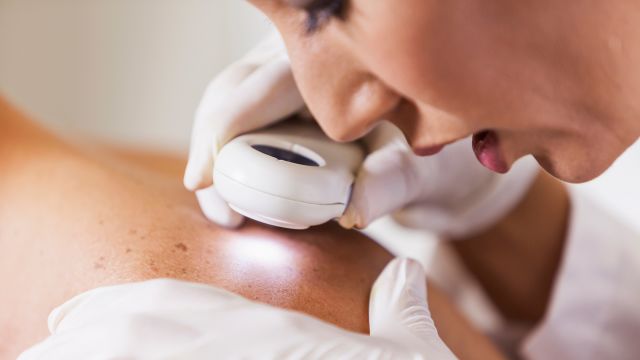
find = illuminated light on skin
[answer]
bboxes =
[218,231,306,290]
[227,235,296,269]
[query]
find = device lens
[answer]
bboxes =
[252,145,319,167]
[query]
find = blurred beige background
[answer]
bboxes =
[0,0,271,151]
[1,0,638,232]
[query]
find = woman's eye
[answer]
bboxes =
[301,0,346,34]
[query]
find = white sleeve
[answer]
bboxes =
[521,189,640,360]
[18,279,338,360]
[17,279,258,360]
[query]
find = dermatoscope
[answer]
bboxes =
[214,120,365,230]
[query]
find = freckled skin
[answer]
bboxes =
[0,100,388,349]
[208,221,392,332]
[174,242,188,252]
[0,98,502,359]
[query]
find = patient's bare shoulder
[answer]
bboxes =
[1,100,502,359]
[83,146,395,333]
[206,221,393,333]
[0,112,391,356]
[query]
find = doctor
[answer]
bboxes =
[185,1,640,359]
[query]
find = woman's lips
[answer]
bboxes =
[412,145,445,156]
[472,131,509,173]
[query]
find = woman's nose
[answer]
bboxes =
[319,76,402,142]
[385,100,474,150]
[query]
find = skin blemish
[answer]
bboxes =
[149,260,159,274]
[94,257,106,270]
[125,248,132,254]
[175,243,188,252]
[129,229,138,235]
[94,256,106,270]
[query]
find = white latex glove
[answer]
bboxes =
[19,258,456,359]
[184,31,305,228]
[341,122,539,238]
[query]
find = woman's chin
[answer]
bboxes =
[535,154,607,184]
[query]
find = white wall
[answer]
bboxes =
[0,0,271,151]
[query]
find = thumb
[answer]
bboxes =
[195,186,245,228]
[370,258,457,359]
[339,129,421,229]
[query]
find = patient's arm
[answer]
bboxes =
[0,96,503,359]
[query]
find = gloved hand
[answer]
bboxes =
[19,258,457,359]
[341,122,540,238]
[184,31,305,227]
[184,30,539,237]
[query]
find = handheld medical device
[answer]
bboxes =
[214,120,365,230]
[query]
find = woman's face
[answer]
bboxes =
[250,0,640,182]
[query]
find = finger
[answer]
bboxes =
[370,258,457,359]
[369,258,434,339]
[217,55,305,147]
[195,186,245,228]
[184,145,215,191]
[184,64,260,191]
[339,136,420,229]
[185,39,303,191]
[185,57,304,191]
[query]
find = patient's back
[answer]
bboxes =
[2,100,503,360]
[203,221,392,332]
[0,117,391,357]
[87,149,393,333]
